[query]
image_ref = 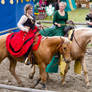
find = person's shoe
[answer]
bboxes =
[24,57,31,65]
[26,61,31,65]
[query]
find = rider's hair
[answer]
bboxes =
[24,4,33,14]
[59,1,67,8]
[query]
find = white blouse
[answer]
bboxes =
[17,15,40,32]
[17,15,29,32]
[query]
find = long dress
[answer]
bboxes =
[39,10,68,73]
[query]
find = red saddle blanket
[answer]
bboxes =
[6,28,42,57]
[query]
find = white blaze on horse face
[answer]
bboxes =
[61,41,71,62]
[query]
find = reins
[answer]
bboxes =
[70,25,89,53]
[73,31,86,52]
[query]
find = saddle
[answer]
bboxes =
[6,29,42,58]
[64,26,74,41]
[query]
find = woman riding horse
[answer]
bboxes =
[7,4,42,59]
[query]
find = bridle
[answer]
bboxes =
[59,37,70,63]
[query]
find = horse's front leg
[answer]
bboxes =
[61,63,70,85]
[29,64,35,79]
[9,57,23,86]
[81,57,89,86]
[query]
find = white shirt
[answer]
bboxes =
[17,15,29,32]
[17,15,40,32]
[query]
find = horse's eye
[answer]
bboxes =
[63,47,66,50]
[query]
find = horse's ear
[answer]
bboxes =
[60,39,64,46]
[57,39,64,50]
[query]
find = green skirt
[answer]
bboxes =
[39,27,65,36]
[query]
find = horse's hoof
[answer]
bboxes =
[35,83,47,90]
[18,82,24,87]
[29,74,34,79]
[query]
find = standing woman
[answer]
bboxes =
[39,2,68,73]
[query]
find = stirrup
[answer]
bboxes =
[24,57,29,65]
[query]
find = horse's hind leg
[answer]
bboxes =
[8,56,23,86]
[29,65,35,79]
[0,50,7,63]
[81,57,89,87]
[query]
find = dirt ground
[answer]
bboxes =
[0,48,92,92]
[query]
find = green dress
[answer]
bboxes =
[39,10,68,36]
[39,10,68,73]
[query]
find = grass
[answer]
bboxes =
[68,8,89,22]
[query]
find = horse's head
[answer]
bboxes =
[57,37,72,63]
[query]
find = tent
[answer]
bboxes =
[0,0,34,34]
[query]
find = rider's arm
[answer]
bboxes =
[53,11,61,27]
[17,15,29,32]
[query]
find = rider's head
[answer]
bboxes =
[24,4,33,15]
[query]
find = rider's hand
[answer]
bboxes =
[55,22,61,27]
[24,26,30,32]
[39,24,43,29]
[87,21,92,25]
[57,23,61,27]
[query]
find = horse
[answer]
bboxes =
[29,28,92,87]
[61,27,92,87]
[0,34,71,89]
